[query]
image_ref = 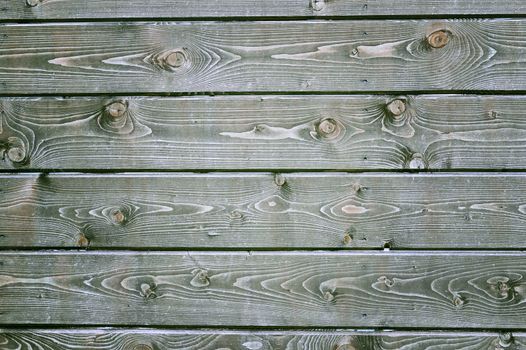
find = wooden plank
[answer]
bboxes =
[0,329,524,350]
[2,173,526,249]
[2,95,526,170]
[2,20,526,93]
[3,0,526,20]
[1,251,526,328]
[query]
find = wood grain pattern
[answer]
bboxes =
[1,329,524,350]
[3,20,526,93]
[2,173,526,249]
[2,0,526,20]
[1,251,526,328]
[2,95,526,170]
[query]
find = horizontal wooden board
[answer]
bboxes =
[2,173,526,249]
[2,95,526,170]
[1,251,526,328]
[2,0,526,20]
[3,20,526,93]
[0,329,524,350]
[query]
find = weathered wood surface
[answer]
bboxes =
[2,95,526,170]
[3,20,526,93]
[0,329,524,350]
[1,251,526,328]
[2,173,526,249]
[3,0,526,20]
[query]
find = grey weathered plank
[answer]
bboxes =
[2,20,526,93]
[3,0,526,20]
[1,251,526,328]
[0,329,524,350]
[2,95,526,170]
[2,173,526,249]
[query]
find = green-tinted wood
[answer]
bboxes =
[1,95,526,170]
[2,0,526,20]
[1,251,526,328]
[0,329,523,350]
[2,20,526,93]
[2,173,526,249]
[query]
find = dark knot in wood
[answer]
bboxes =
[427,30,450,49]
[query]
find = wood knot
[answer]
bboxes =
[131,345,153,350]
[407,153,427,170]
[496,332,513,349]
[228,210,244,221]
[316,118,341,140]
[387,99,406,118]
[343,233,353,245]
[310,0,326,11]
[140,283,157,300]
[323,290,335,302]
[453,294,465,308]
[497,281,511,297]
[427,30,450,49]
[26,0,40,7]
[2,137,27,164]
[274,173,286,187]
[106,101,127,119]
[190,269,210,287]
[165,50,187,68]
[77,233,90,248]
[335,344,357,350]
[377,276,394,287]
[7,147,26,163]
[111,209,126,225]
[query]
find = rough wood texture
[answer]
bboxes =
[1,251,526,328]
[2,0,526,20]
[0,329,524,350]
[3,20,526,93]
[2,173,526,249]
[2,95,526,170]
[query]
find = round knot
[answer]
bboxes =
[427,30,450,49]
[26,0,40,7]
[316,118,341,140]
[407,153,426,170]
[3,137,27,164]
[106,101,127,119]
[343,233,353,245]
[497,332,513,349]
[77,233,90,248]
[111,209,126,225]
[7,147,26,163]
[387,99,406,118]
[311,0,325,11]
[165,50,186,68]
